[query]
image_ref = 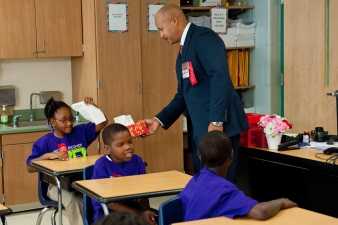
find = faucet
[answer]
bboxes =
[29,93,40,122]
[12,115,22,128]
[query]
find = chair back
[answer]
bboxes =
[158,196,184,225]
[83,165,94,225]
[37,173,58,208]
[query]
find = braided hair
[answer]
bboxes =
[44,97,71,122]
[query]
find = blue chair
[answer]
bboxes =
[158,196,184,225]
[83,165,94,225]
[36,173,59,225]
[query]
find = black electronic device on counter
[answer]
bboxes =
[180,0,193,6]
[278,134,303,151]
[323,147,338,155]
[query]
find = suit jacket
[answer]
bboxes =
[157,23,248,143]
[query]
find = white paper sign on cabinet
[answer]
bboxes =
[108,3,128,32]
[211,7,227,34]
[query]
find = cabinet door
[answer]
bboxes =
[3,143,38,206]
[284,0,338,133]
[141,0,183,172]
[95,0,145,157]
[0,0,37,59]
[35,0,83,57]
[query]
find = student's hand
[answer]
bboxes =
[141,210,157,225]
[144,118,160,134]
[281,198,297,209]
[84,97,95,105]
[45,152,68,160]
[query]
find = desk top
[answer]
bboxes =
[31,154,101,176]
[173,208,338,225]
[253,147,332,163]
[0,204,11,216]
[73,170,191,203]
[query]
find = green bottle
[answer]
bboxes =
[0,105,8,124]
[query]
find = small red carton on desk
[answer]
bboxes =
[240,113,268,148]
[114,115,149,137]
[127,120,149,137]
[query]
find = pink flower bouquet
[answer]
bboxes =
[258,114,292,137]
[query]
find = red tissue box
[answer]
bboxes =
[127,120,149,137]
[240,113,268,148]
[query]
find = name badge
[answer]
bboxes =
[182,62,190,79]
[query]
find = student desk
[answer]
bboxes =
[238,147,338,217]
[31,155,101,225]
[72,170,191,216]
[173,208,338,225]
[0,204,11,225]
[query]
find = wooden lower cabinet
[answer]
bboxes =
[1,132,46,206]
[2,142,39,205]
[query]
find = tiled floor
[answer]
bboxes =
[5,196,173,225]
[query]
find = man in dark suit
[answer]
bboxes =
[145,4,248,180]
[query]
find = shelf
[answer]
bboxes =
[234,85,255,91]
[181,5,254,11]
[227,46,254,50]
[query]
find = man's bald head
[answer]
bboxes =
[155,4,187,45]
[156,4,186,21]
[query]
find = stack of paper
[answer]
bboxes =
[220,21,256,48]
[71,101,106,125]
[188,16,211,28]
[113,114,135,126]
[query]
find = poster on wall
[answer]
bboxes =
[211,7,227,34]
[148,4,164,31]
[108,3,128,32]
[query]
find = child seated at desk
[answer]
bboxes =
[26,97,107,225]
[180,131,297,221]
[91,123,156,225]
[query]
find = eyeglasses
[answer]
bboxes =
[54,116,75,124]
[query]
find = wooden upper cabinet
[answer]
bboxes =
[35,0,83,57]
[0,0,83,59]
[0,0,37,59]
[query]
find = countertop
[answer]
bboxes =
[0,121,88,135]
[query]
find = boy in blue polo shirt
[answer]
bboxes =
[91,123,156,225]
[180,131,297,221]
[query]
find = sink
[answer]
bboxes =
[8,120,48,128]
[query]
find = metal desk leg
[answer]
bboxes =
[101,203,109,216]
[55,176,63,225]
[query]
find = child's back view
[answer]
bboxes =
[92,123,156,225]
[180,131,297,221]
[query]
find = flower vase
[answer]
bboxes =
[265,133,282,151]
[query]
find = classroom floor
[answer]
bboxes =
[5,196,172,225]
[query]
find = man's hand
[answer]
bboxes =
[208,123,223,132]
[145,118,161,134]
[141,210,157,225]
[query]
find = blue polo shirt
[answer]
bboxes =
[26,122,98,164]
[180,167,257,221]
[91,154,146,223]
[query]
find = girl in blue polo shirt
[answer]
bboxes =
[180,131,297,221]
[91,123,156,225]
[26,97,107,225]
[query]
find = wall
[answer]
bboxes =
[248,0,281,114]
[0,58,73,109]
